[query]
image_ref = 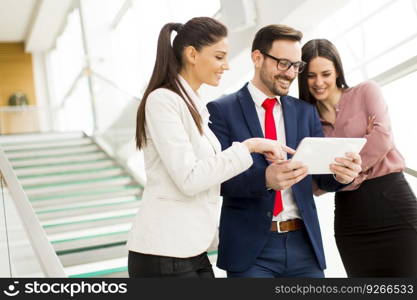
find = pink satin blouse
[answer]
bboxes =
[320,81,405,191]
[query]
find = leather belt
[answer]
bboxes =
[271,219,303,233]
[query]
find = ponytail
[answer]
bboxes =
[136,17,227,149]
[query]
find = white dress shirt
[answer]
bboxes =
[247,81,301,222]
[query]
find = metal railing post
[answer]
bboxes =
[78,0,99,133]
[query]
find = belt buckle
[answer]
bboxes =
[276,221,288,233]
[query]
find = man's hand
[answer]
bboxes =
[330,152,362,184]
[266,160,308,191]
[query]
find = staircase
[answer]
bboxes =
[0,132,142,277]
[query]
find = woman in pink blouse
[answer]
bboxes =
[298,39,417,277]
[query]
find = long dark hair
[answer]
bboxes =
[136,17,227,149]
[298,39,349,105]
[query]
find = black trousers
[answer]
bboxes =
[335,172,417,277]
[128,251,215,278]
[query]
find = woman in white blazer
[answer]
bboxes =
[127,17,293,278]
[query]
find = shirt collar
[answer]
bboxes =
[247,81,281,108]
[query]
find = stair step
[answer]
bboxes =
[18,167,124,185]
[2,138,93,152]
[49,223,131,245]
[35,195,139,214]
[65,256,128,278]
[25,178,134,197]
[10,152,108,167]
[35,196,140,220]
[50,223,130,254]
[5,144,99,159]
[0,132,85,146]
[14,160,116,175]
[1,137,91,151]
[93,270,128,278]
[58,243,127,267]
[65,251,219,278]
[41,208,138,228]
[29,186,142,208]
[1,132,147,278]
[41,208,138,234]
[9,150,102,162]
[24,175,132,194]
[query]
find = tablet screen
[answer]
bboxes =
[291,137,366,174]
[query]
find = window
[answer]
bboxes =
[381,70,417,170]
[312,0,417,171]
[46,8,93,132]
[110,0,221,98]
[314,0,417,85]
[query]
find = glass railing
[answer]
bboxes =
[74,69,146,183]
[0,104,86,135]
[0,149,66,277]
[0,68,146,184]
[0,105,52,135]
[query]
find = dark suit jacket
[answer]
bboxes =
[207,83,347,272]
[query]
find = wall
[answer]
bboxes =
[0,42,38,134]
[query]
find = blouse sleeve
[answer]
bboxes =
[145,89,253,197]
[359,81,394,172]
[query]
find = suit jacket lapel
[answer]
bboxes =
[238,85,264,138]
[281,96,297,157]
[236,85,298,156]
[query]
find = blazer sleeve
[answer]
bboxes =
[207,100,270,197]
[309,105,348,192]
[145,89,253,197]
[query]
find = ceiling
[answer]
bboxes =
[0,0,75,52]
[0,0,347,53]
[0,0,37,42]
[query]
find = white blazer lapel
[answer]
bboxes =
[178,75,220,153]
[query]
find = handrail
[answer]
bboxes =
[0,148,67,277]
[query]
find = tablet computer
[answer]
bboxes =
[291,137,366,174]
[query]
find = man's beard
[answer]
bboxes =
[260,66,293,96]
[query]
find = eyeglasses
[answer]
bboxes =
[260,51,306,73]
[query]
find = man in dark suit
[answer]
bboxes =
[207,24,362,277]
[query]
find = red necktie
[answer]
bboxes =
[262,98,283,216]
